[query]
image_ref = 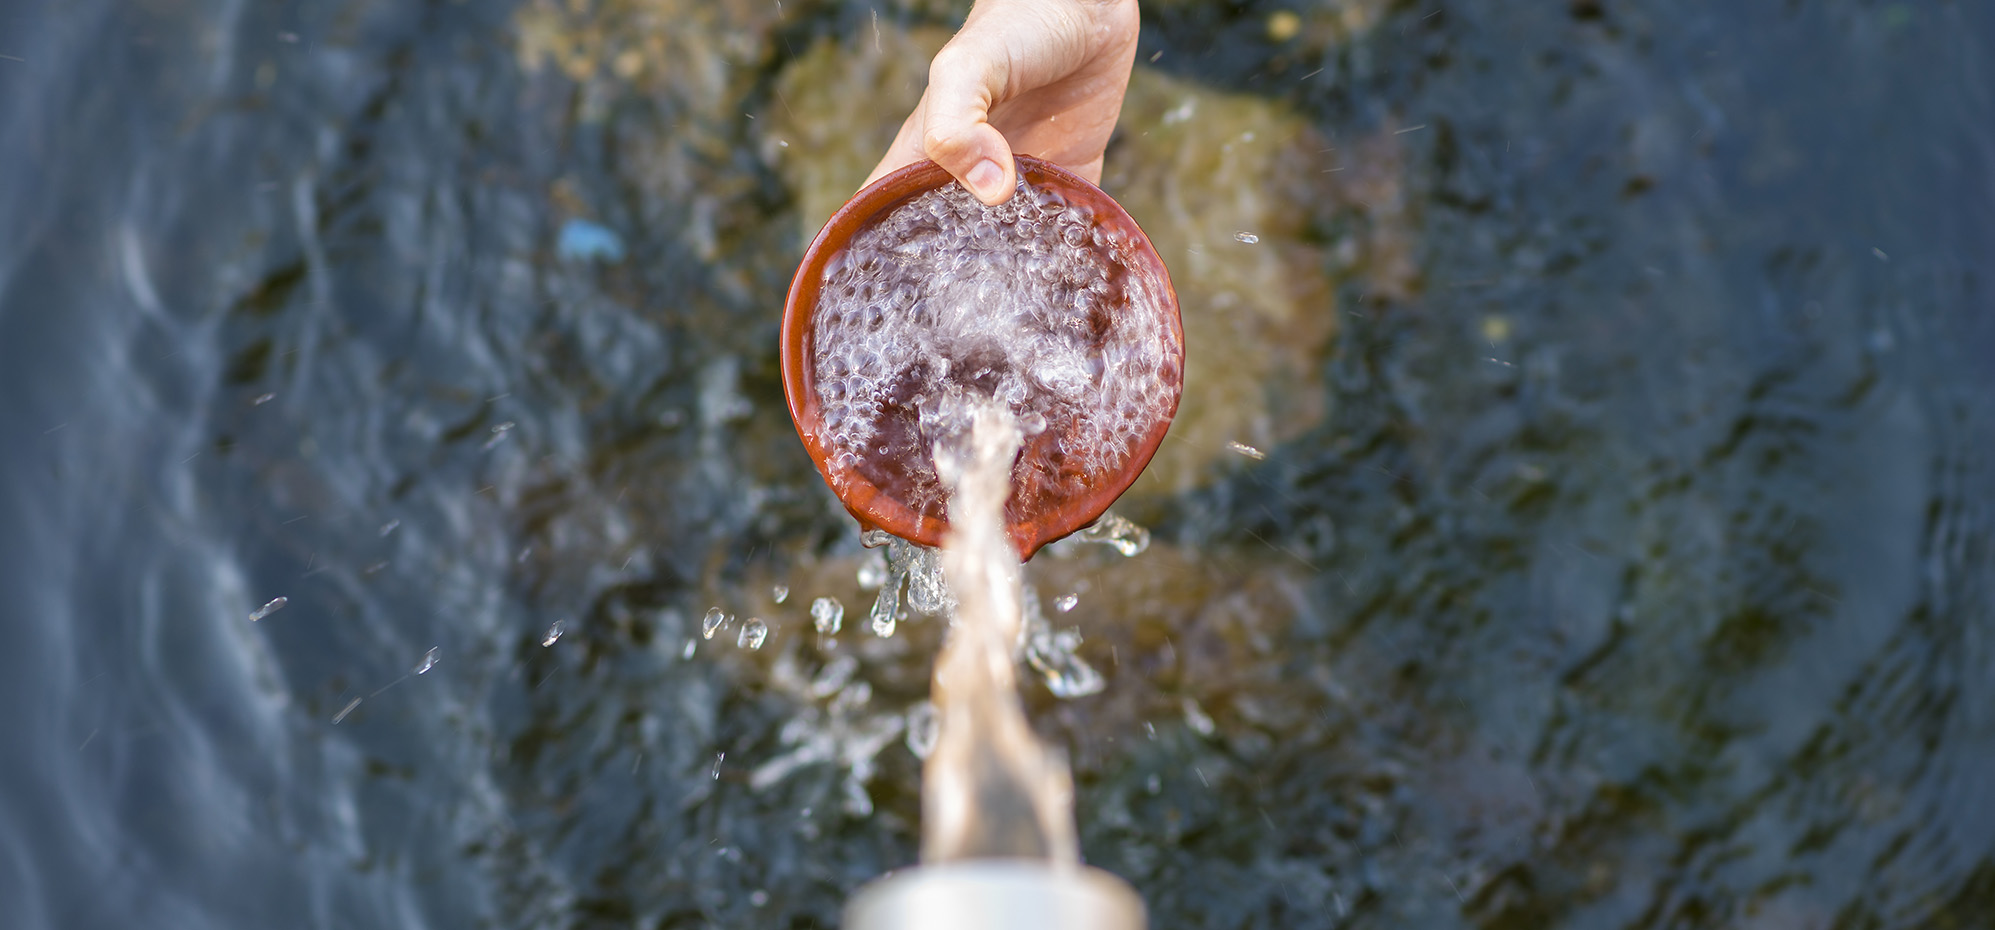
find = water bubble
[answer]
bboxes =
[771,584,789,604]
[1225,440,1266,460]
[415,646,440,675]
[738,618,768,650]
[541,619,565,647]
[810,596,844,634]
[248,597,288,622]
[701,607,728,640]
[1054,593,1079,613]
[905,701,939,759]
[1234,231,1261,244]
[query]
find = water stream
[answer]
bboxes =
[923,404,1078,865]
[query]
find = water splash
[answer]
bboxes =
[749,651,906,817]
[1074,512,1151,556]
[1023,587,1105,699]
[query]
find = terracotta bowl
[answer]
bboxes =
[780,156,1182,560]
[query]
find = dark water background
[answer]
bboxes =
[3,0,1992,927]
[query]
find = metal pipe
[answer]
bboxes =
[845,861,1146,930]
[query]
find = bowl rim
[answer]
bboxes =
[779,155,1181,560]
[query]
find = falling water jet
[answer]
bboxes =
[922,405,1075,863]
[844,405,1144,929]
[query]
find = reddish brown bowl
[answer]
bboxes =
[780,155,1182,560]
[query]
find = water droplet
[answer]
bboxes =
[771,584,789,604]
[702,607,728,640]
[681,638,697,659]
[710,751,725,780]
[1225,440,1266,460]
[541,619,565,647]
[249,597,288,622]
[738,618,768,650]
[905,702,939,759]
[1146,773,1162,794]
[332,697,362,724]
[1234,231,1261,244]
[870,607,897,638]
[750,890,770,908]
[810,596,844,634]
[1054,593,1079,613]
[1182,696,1216,736]
[378,519,400,537]
[252,392,276,406]
[415,646,440,675]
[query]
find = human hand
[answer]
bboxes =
[864,0,1140,205]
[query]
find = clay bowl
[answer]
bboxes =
[780,155,1182,560]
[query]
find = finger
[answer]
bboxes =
[917,45,1017,205]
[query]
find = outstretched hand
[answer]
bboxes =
[864,0,1140,205]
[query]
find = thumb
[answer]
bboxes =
[919,47,1017,205]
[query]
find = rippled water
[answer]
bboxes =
[2,1,1991,928]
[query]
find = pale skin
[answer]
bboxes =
[864,0,1142,205]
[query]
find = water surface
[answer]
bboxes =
[1,1,1991,927]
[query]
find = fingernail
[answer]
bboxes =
[966,159,1004,202]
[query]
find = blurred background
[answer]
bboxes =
[2,0,1992,927]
